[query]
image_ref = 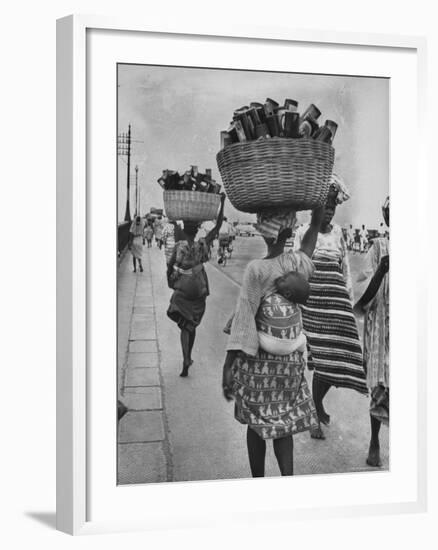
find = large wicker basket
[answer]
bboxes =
[163,190,221,222]
[216,138,335,213]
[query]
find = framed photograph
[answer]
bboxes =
[57,15,427,535]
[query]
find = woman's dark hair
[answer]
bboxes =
[278,227,293,241]
[183,221,199,235]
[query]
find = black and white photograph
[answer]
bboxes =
[116,63,390,484]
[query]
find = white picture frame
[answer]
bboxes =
[56,15,427,535]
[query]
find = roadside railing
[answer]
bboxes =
[118,221,131,255]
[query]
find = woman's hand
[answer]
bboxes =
[222,363,234,401]
[220,192,226,204]
[222,350,237,401]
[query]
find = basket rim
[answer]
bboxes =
[216,136,335,156]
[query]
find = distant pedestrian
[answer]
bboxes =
[154,217,164,249]
[355,197,389,467]
[128,216,144,273]
[347,224,355,250]
[359,224,368,253]
[144,224,154,248]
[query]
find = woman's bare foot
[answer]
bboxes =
[179,360,193,378]
[319,409,330,426]
[366,442,382,467]
[310,423,326,440]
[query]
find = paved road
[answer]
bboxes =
[118,238,388,484]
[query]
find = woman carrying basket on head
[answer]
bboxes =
[167,193,226,377]
[222,206,325,477]
[293,175,367,440]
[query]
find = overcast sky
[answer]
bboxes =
[118,64,389,228]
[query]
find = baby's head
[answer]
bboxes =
[275,272,310,305]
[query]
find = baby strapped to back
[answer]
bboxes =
[256,271,309,356]
[224,269,310,355]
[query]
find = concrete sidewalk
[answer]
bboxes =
[117,248,171,484]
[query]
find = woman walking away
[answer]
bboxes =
[144,223,154,248]
[128,215,145,273]
[355,197,389,467]
[222,206,324,478]
[294,175,367,440]
[154,217,164,249]
[167,194,226,377]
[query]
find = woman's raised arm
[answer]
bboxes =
[205,193,226,246]
[299,205,325,258]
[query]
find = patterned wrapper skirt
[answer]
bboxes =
[231,350,318,440]
[301,256,368,394]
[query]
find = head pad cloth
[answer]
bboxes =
[330,172,350,204]
[255,207,297,243]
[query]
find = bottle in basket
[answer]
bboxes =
[283,111,300,138]
[325,120,338,142]
[313,120,337,143]
[266,113,281,137]
[301,103,322,122]
[276,106,288,136]
[157,169,168,188]
[220,130,232,149]
[171,171,181,190]
[248,107,270,139]
[234,119,248,142]
[182,171,192,190]
[299,115,319,138]
[313,125,331,142]
[264,97,279,117]
[254,123,271,139]
[284,99,298,112]
[227,123,239,144]
[250,102,267,122]
[233,110,254,140]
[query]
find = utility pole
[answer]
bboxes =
[134,165,139,217]
[117,124,132,222]
[118,125,143,223]
[124,125,132,222]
